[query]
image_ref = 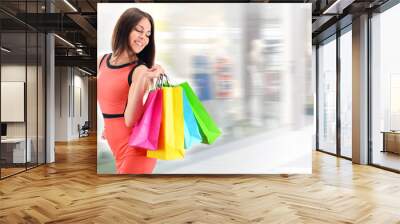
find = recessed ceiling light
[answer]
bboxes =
[54,34,75,48]
[1,47,11,53]
[323,0,355,15]
[63,0,78,12]
[78,67,93,76]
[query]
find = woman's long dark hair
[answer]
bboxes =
[111,8,155,68]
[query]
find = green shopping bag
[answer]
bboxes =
[179,82,221,144]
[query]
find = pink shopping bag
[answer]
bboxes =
[128,88,163,150]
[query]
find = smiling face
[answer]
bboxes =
[129,17,152,54]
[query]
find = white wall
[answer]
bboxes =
[1,65,35,137]
[1,64,46,164]
[55,66,68,141]
[72,72,89,138]
[1,65,25,135]
[55,66,89,141]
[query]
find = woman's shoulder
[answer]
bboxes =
[133,59,149,71]
[128,60,149,86]
[132,64,148,75]
[98,53,111,62]
[97,53,111,68]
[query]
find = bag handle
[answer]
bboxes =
[151,73,170,90]
[161,74,170,87]
[150,73,169,91]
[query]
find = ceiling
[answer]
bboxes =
[0,0,392,74]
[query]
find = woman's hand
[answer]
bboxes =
[143,67,162,89]
[144,67,162,80]
[141,64,165,89]
[149,64,165,76]
[135,66,161,88]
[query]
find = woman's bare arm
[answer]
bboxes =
[124,65,157,128]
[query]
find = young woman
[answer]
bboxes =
[97,8,165,174]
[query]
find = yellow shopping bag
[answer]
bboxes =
[147,86,185,160]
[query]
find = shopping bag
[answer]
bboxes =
[128,88,162,150]
[182,91,202,149]
[147,86,185,160]
[179,82,221,144]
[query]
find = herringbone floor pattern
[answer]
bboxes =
[1,135,400,223]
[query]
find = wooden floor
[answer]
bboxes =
[1,167,26,178]
[373,150,400,171]
[1,135,400,223]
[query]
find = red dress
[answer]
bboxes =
[97,54,157,174]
